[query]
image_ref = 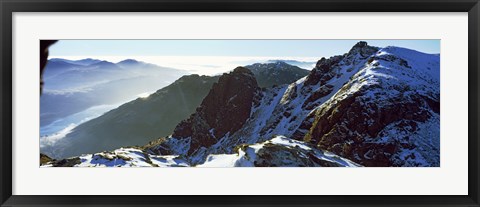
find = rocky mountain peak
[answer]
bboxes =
[304,41,379,86]
[172,67,259,154]
[347,41,379,58]
[353,41,368,48]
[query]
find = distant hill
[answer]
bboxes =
[266,59,316,70]
[245,61,309,88]
[49,58,102,66]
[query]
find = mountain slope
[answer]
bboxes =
[266,59,316,70]
[44,74,219,159]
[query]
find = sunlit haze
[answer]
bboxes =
[48,56,319,75]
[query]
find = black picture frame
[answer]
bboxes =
[1,0,479,206]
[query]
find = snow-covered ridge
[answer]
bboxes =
[42,136,360,167]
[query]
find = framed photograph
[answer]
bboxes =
[1,0,479,206]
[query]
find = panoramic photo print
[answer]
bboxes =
[39,40,440,167]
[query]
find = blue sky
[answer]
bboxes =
[49,40,440,57]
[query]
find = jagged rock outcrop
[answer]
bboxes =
[172,67,259,154]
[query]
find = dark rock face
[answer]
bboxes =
[304,85,439,167]
[302,84,334,109]
[304,55,344,86]
[172,67,259,154]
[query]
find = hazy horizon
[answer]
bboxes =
[48,56,318,75]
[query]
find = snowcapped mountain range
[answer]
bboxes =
[41,41,440,167]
